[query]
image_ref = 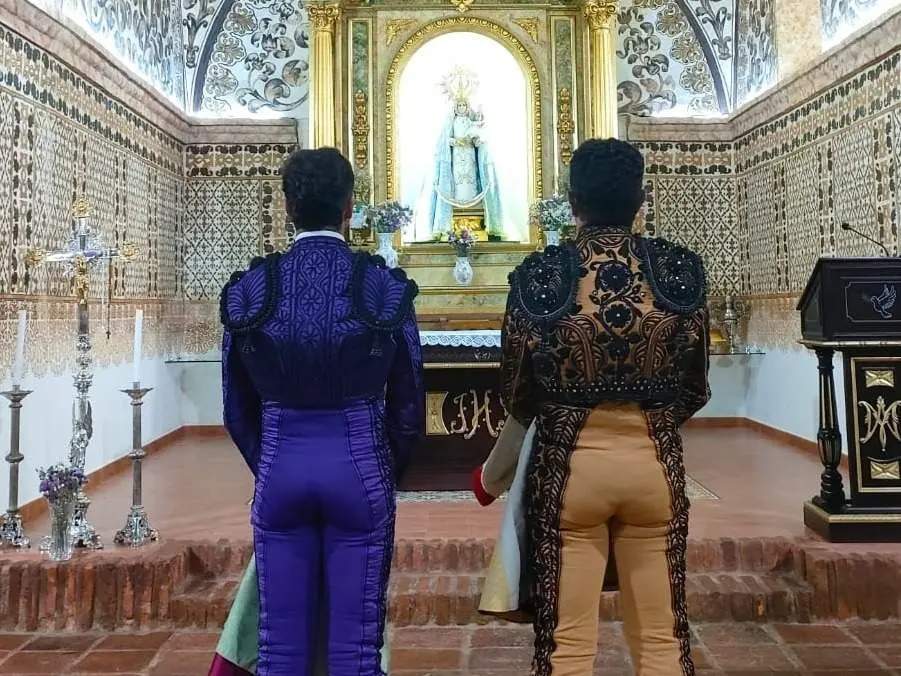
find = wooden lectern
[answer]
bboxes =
[798,257,901,541]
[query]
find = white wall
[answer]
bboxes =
[0,357,184,509]
[171,353,831,447]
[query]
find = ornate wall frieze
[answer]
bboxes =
[352,90,371,169]
[513,18,541,42]
[386,19,417,44]
[309,3,342,31]
[557,88,576,165]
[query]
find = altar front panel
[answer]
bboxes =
[402,330,505,491]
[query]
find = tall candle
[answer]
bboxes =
[11,310,27,387]
[132,309,143,385]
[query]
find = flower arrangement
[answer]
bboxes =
[447,227,476,256]
[368,201,412,234]
[531,196,573,232]
[38,464,86,502]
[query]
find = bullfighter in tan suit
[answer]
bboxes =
[476,139,711,676]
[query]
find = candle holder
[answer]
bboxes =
[0,387,32,548]
[113,384,158,547]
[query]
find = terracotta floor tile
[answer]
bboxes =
[789,646,880,671]
[695,623,777,646]
[149,650,215,675]
[0,635,32,651]
[0,651,81,674]
[21,635,98,652]
[93,632,172,651]
[161,633,219,651]
[868,645,901,668]
[70,649,157,673]
[847,623,901,644]
[771,623,854,644]
[705,645,796,671]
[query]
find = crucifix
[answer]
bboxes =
[25,198,137,550]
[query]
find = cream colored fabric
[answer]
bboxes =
[478,421,536,617]
[480,415,527,497]
[551,404,685,676]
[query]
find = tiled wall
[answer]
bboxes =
[630,43,901,349]
[0,21,185,377]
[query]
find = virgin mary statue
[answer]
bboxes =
[415,67,503,239]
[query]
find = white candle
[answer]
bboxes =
[132,309,143,385]
[11,309,27,387]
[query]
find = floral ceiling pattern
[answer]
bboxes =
[184,0,312,116]
[29,0,891,119]
[25,0,185,106]
[616,0,776,116]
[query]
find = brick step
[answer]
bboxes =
[167,570,814,630]
[387,571,815,626]
[183,537,801,577]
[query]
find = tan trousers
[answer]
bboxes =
[549,404,692,676]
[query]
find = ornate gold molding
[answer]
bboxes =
[557,87,575,165]
[583,0,618,30]
[351,89,369,169]
[451,0,475,12]
[308,2,341,32]
[385,15,543,236]
[513,18,540,42]
[386,19,416,44]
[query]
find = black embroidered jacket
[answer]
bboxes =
[500,228,711,427]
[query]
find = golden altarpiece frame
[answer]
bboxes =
[306,0,619,323]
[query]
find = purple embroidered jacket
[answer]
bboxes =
[220,235,424,676]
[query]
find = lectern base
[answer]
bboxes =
[804,501,901,542]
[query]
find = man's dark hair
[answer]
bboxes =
[568,138,645,229]
[281,148,355,230]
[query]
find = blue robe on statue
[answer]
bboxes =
[417,113,504,239]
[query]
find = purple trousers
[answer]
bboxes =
[252,401,394,676]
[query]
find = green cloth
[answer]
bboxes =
[216,555,391,673]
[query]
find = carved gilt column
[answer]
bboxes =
[308,2,341,148]
[583,1,619,139]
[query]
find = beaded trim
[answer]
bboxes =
[639,237,707,315]
[508,243,581,327]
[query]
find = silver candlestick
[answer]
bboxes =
[0,387,32,548]
[113,384,157,547]
[722,295,745,353]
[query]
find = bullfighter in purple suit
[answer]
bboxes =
[218,148,424,676]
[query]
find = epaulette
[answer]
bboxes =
[350,252,419,332]
[508,243,580,324]
[219,252,282,333]
[641,237,707,315]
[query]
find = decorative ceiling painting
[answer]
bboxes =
[183,0,312,117]
[24,0,185,106]
[617,0,776,116]
[821,0,901,47]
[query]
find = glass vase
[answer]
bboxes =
[46,495,75,561]
[375,232,399,269]
[453,254,474,286]
[544,229,561,247]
